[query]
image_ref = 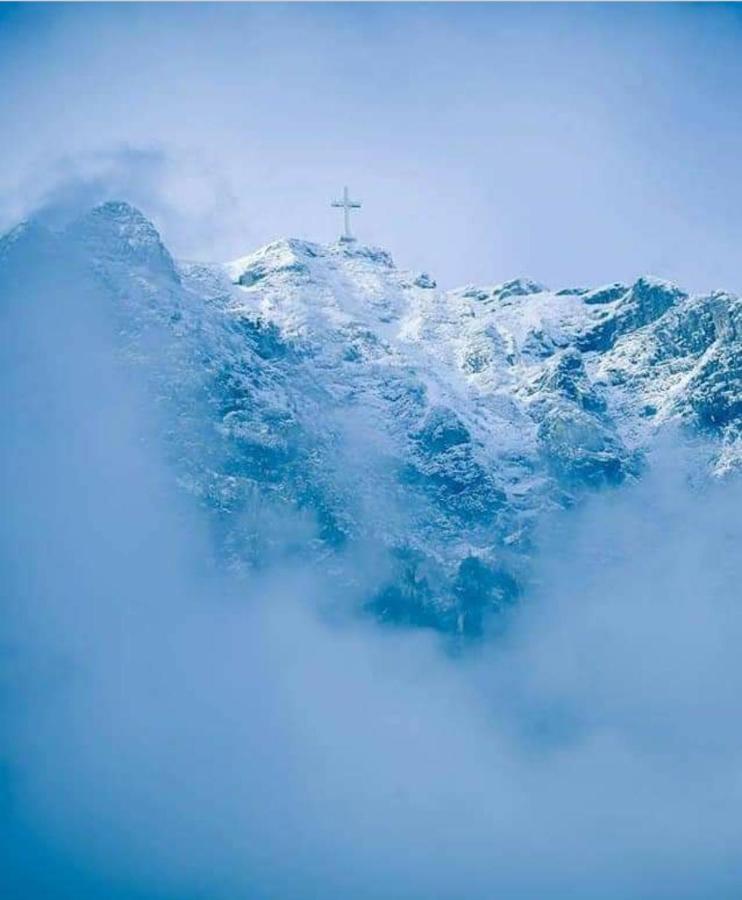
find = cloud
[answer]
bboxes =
[0,146,250,262]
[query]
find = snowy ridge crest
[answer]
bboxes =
[3,203,739,633]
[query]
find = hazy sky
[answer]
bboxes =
[2,3,742,291]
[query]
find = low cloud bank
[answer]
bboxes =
[2,216,742,899]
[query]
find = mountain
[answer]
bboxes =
[2,202,740,634]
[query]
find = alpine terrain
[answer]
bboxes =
[2,202,740,635]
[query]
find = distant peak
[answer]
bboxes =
[71,201,165,246]
[582,282,628,305]
[93,199,145,217]
[494,278,547,299]
[71,200,160,237]
[83,201,157,231]
[631,275,684,295]
[626,276,687,311]
[66,200,176,279]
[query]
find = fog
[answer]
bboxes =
[2,199,742,899]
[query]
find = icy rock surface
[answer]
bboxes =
[3,203,740,633]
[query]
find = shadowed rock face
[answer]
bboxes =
[494,277,547,300]
[2,202,740,633]
[578,277,686,352]
[581,282,628,305]
[538,350,606,414]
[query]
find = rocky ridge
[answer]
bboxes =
[2,202,739,633]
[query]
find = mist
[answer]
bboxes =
[2,191,742,898]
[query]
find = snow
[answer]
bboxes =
[214,232,741,512]
[3,201,739,631]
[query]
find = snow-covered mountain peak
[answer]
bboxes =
[209,232,739,478]
[494,277,548,300]
[68,201,178,283]
[75,200,165,248]
[226,237,395,285]
[3,203,739,632]
[221,237,433,345]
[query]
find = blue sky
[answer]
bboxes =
[2,3,742,292]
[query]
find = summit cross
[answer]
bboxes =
[331,186,362,242]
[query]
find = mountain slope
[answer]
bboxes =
[2,202,739,633]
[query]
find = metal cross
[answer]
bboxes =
[331,186,362,242]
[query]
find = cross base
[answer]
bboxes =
[338,234,357,243]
